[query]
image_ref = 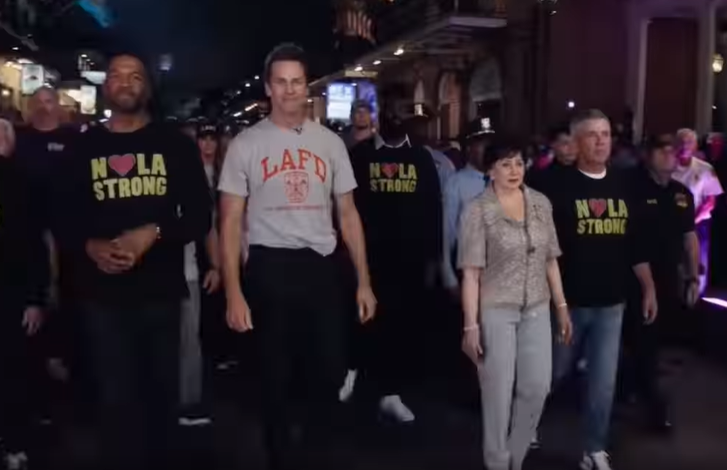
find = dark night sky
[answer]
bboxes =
[107,0,335,93]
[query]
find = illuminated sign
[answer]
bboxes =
[21,64,44,95]
[356,81,378,123]
[327,83,356,121]
[81,71,107,85]
[80,85,97,115]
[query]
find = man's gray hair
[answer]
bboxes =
[676,128,697,141]
[570,109,609,135]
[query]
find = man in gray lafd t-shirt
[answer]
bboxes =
[218,44,377,470]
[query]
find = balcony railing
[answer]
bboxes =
[372,0,505,45]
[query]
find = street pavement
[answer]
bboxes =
[41,347,727,470]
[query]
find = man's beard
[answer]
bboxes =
[110,94,146,114]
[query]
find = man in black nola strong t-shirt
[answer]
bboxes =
[540,109,657,470]
[58,54,211,470]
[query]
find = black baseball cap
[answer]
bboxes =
[351,99,373,114]
[197,124,218,138]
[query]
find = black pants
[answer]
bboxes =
[336,249,364,373]
[0,300,39,455]
[81,300,180,470]
[623,271,682,418]
[244,246,346,470]
[365,250,427,397]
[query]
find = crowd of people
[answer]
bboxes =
[0,41,723,470]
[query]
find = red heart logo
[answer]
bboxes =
[108,154,136,177]
[381,163,399,178]
[588,199,608,218]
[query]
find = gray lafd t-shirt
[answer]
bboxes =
[218,119,357,256]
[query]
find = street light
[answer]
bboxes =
[713,53,724,73]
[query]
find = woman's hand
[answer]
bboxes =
[462,328,483,365]
[555,304,573,345]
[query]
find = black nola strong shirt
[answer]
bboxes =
[541,167,648,308]
[60,122,211,304]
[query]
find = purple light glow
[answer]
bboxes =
[703,297,727,309]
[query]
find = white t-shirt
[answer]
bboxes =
[673,157,724,219]
[218,119,357,256]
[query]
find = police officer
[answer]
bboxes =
[624,134,700,433]
[441,119,489,297]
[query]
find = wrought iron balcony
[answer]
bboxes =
[372,0,505,45]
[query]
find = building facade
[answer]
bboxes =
[316,0,727,142]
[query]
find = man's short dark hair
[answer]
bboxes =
[106,51,148,71]
[548,125,570,143]
[379,113,406,142]
[644,133,674,155]
[264,43,309,83]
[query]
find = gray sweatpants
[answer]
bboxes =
[478,304,552,470]
[180,281,203,406]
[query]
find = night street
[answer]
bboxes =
[42,348,727,470]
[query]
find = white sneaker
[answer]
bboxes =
[530,430,541,449]
[339,369,358,403]
[5,452,28,470]
[580,451,613,470]
[379,395,415,423]
[179,415,213,427]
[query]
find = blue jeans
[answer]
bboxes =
[553,304,624,453]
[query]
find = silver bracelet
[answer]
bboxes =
[463,324,479,332]
[556,302,568,309]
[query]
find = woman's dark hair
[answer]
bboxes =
[264,43,309,83]
[482,136,527,170]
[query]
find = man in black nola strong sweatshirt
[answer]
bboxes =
[349,114,441,422]
[58,54,211,470]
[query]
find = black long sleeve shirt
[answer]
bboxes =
[0,156,49,311]
[57,122,212,305]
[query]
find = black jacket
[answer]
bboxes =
[0,157,49,311]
